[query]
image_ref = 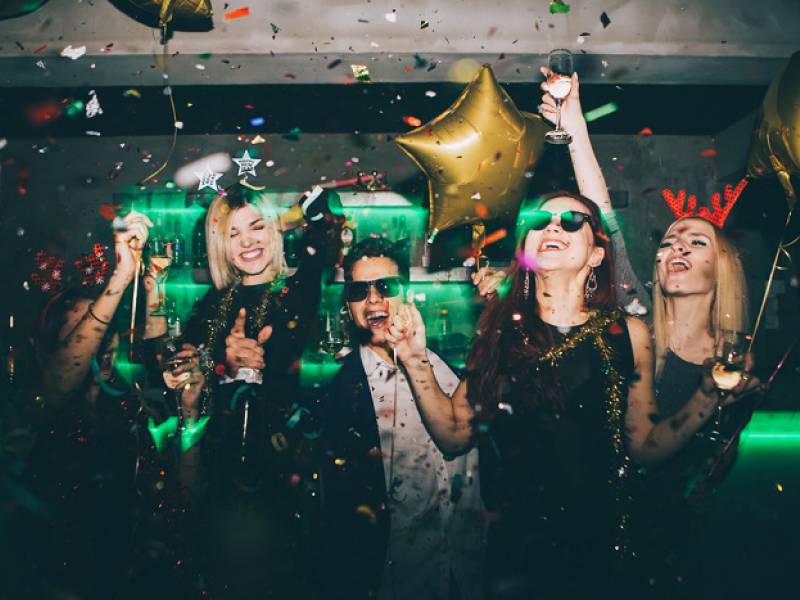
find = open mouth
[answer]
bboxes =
[239,248,264,262]
[668,256,691,272]
[538,238,568,252]
[365,311,389,329]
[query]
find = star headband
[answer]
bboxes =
[661,177,749,229]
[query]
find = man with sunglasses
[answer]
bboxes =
[319,237,486,600]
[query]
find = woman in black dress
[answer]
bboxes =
[162,183,341,598]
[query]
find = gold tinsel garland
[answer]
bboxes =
[199,278,283,414]
[536,308,633,557]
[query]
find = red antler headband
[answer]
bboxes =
[661,177,749,228]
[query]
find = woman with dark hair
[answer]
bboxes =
[384,190,753,598]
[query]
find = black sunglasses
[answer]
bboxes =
[344,276,404,302]
[526,210,594,233]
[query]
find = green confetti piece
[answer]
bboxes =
[584,102,619,122]
[549,0,571,14]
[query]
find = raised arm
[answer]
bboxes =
[387,303,475,455]
[539,69,650,312]
[44,212,152,401]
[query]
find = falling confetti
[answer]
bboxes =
[270,23,281,35]
[549,0,570,14]
[85,91,103,119]
[584,102,618,123]
[425,90,437,98]
[600,11,611,28]
[420,20,430,29]
[224,7,250,20]
[402,116,422,127]
[60,45,87,60]
[385,11,397,23]
[351,64,371,83]
[700,148,717,157]
[638,127,653,135]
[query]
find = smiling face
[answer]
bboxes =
[656,218,716,296]
[227,204,278,284]
[347,256,403,348]
[522,196,605,274]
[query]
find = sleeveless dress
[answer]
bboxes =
[479,312,637,598]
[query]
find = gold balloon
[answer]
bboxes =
[747,51,800,208]
[125,0,212,26]
[395,65,549,236]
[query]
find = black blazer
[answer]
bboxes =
[319,348,390,599]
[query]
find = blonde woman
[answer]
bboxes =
[163,183,341,599]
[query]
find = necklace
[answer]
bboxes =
[200,277,283,414]
[537,308,633,558]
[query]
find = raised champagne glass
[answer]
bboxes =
[544,49,575,145]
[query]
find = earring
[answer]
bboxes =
[584,267,598,300]
[523,271,530,301]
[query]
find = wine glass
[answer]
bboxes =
[707,330,747,441]
[148,237,173,317]
[544,49,575,145]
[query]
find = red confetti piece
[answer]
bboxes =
[608,322,623,335]
[475,203,489,219]
[33,44,48,54]
[700,148,717,157]
[215,364,227,376]
[404,66,413,73]
[484,229,507,247]
[224,7,250,20]
[638,127,653,135]
[99,203,121,221]
[284,73,297,80]
[402,116,422,127]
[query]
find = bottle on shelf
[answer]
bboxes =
[191,211,211,284]
[5,314,17,388]
[437,308,451,348]
[167,300,182,339]
[172,220,186,267]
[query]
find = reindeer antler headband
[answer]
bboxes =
[661,177,749,228]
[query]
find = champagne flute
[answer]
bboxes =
[544,49,575,145]
[708,330,747,441]
[148,237,173,317]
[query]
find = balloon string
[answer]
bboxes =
[748,206,794,352]
[139,25,178,185]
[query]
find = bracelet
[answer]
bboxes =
[88,302,111,325]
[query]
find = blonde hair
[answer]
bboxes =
[653,218,749,376]
[205,190,287,290]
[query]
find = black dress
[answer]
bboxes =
[634,350,755,596]
[175,216,339,599]
[479,312,636,599]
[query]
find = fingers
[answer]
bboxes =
[231,308,247,337]
[225,335,261,352]
[257,325,273,345]
[743,352,755,372]
[569,71,580,98]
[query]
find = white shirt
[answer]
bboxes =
[360,346,486,600]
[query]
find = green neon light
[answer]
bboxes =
[739,411,800,452]
[583,102,619,123]
[147,415,210,454]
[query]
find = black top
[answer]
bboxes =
[479,313,636,595]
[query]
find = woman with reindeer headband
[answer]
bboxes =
[537,67,765,593]
[158,182,342,599]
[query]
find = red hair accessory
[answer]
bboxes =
[75,244,111,287]
[30,250,65,293]
[661,177,748,228]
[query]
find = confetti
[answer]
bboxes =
[224,7,250,20]
[638,127,653,135]
[60,45,87,60]
[402,116,422,127]
[327,59,342,69]
[249,116,265,127]
[420,20,430,29]
[425,90,437,98]
[583,102,618,122]
[384,12,397,23]
[123,88,141,99]
[700,148,717,157]
[251,135,267,144]
[351,64,371,82]
[85,91,103,118]
[270,23,280,35]
[776,483,783,492]
[600,11,611,28]
[282,127,302,141]
[549,1,570,14]
[33,44,47,54]
[35,60,45,69]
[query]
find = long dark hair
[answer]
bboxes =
[466,192,617,417]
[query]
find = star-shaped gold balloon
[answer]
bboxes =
[396,65,549,237]
[126,0,212,26]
